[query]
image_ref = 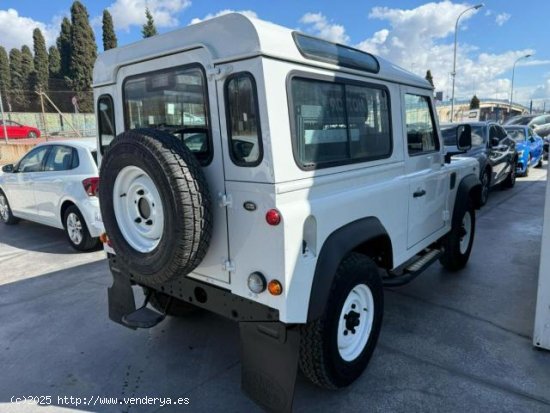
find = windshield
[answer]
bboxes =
[441,125,484,146]
[504,128,526,142]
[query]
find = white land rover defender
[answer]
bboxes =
[94,14,481,412]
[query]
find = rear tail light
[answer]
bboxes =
[82,177,99,197]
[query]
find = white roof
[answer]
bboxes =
[37,138,97,151]
[93,13,430,90]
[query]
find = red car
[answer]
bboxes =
[0,120,41,139]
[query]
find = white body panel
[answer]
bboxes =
[93,13,479,323]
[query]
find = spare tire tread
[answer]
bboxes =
[99,128,212,285]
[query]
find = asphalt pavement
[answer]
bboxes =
[0,166,549,413]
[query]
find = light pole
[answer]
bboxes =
[450,3,484,122]
[0,89,7,143]
[509,54,532,114]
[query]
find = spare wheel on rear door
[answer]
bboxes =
[99,128,213,285]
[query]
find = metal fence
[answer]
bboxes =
[3,112,96,138]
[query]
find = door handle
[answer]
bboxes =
[413,189,426,198]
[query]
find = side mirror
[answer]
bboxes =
[1,164,14,173]
[456,124,472,151]
[491,137,500,147]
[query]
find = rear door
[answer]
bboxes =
[117,49,230,284]
[402,87,448,248]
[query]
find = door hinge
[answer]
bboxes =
[443,210,450,222]
[206,65,233,81]
[222,259,235,273]
[218,192,233,208]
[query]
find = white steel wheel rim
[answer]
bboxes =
[459,211,472,254]
[337,283,375,362]
[0,195,8,221]
[113,166,164,253]
[67,212,83,245]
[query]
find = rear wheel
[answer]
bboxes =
[524,156,530,177]
[502,159,517,188]
[479,169,490,206]
[299,253,383,389]
[64,205,99,251]
[27,131,37,139]
[0,191,19,225]
[536,156,543,168]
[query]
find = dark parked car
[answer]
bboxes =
[504,114,550,137]
[442,122,517,205]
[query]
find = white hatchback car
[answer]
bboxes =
[0,139,101,251]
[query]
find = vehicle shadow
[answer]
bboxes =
[0,219,100,254]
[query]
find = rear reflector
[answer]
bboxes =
[82,177,99,197]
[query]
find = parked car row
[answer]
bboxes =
[441,120,545,205]
[0,139,101,251]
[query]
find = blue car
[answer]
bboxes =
[503,125,544,176]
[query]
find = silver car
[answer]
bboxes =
[0,139,101,251]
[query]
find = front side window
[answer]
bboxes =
[290,77,391,169]
[225,73,262,166]
[405,94,439,155]
[17,146,49,173]
[44,146,78,171]
[123,65,211,164]
[98,95,115,155]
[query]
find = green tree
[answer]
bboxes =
[102,9,118,50]
[69,1,97,112]
[0,47,10,111]
[48,46,61,78]
[425,70,434,88]
[470,94,480,110]
[9,48,24,111]
[20,45,35,109]
[142,8,158,38]
[33,28,49,93]
[56,17,72,79]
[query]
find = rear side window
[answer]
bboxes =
[98,95,115,155]
[290,77,391,169]
[225,73,263,166]
[405,94,439,155]
[44,146,78,171]
[123,65,212,165]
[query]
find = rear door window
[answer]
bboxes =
[225,73,263,166]
[44,146,78,171]
[123,65,212,165]
[98,95,116,155]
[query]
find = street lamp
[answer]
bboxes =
[450,3,484,122]
[509,54,532,114]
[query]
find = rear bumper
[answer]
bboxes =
[79,197,102,238]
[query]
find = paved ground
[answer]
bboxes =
[0,166,549,413]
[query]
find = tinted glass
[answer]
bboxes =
[441,125,484,146]
[504,127,526,142]
[291,78,391,168]
[405,94,439,154]
[98,95,115,154]
[17,146,49,173]
[226,74,262,166]
[124,66,211,164]
[294,33,379,73]
[44,146,76,171]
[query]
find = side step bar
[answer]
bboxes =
[383,248,442,287]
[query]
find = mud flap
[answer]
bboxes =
[239,322,300,413]
[108,265,137,329]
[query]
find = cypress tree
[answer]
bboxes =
[33,28,49,93]
[48,46,61,78]
[102,9,118,51]
[9,49,24,111]
[69,1,97,112]
[425,70,434,88]
[57,17,72,80]
[20,45,34,109]
[142,8,158,38]
[470,95,480,110]
[0,47,10,111]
